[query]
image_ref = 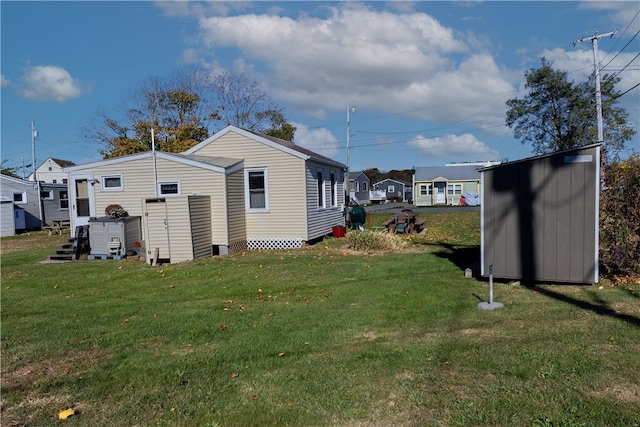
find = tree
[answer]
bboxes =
[208,71,296,141]
[1,160,20,179]
[86,70,296,159]
[506,58,635,160]
[87,71,214,159]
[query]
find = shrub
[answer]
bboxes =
[599,155,640,279]
[344,230,408,252]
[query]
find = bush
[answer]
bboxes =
[599,155,640,279]
[344,230,408,252]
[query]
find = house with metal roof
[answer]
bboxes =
[413,165,481,207]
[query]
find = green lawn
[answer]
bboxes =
[2,211,639,426]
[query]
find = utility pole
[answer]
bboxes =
[345,103,356,225]
[31,121,44,227]
[574,30,616,143]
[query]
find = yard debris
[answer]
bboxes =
[58,408,75,420]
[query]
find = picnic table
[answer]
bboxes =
[383,209,426,234]
[43,219,70,235]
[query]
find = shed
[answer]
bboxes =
[143,195,213,264]
[480,144,601,284]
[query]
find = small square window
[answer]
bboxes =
[40,190,54,200]
[13,191,26,204]
[158,181,180,196]
[101,174,123,191]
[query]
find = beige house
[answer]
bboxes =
[413,166,481,207]
[65,126,346,263]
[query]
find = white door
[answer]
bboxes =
[143,198,171,264]
[70,173,96,229]
[435,182,446,204]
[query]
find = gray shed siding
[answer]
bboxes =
[481,145,600,283]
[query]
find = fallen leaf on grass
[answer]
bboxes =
[278,352,286,357]
[58,408,75,420]
[231,372,239,378]
[249,394,258,400]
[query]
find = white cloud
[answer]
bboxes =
[292,122,339,158]
[1,74,10,86]
[407,133,500,161]
[19,65,90,102]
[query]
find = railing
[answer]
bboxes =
[369,190,387,202]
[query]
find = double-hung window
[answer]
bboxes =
[330,172,337,207]
[317,170,325,208]
[246,168,269,211]
[59,190,69,210]
[447,183,462,195]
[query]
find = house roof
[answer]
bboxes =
[349,171,369,180]
[414,165,480,181]
[373,178,410,186]
[186,126,346,169]
[65,150,243,174]
[477,143,602,172]
[48,158,76,168]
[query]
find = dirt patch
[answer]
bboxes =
[2,349,111,391]
[587,382,640,404]
[0,232,68,255]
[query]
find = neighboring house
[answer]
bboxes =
[349,171,371,204]
[29,158,75,183]
[480,143,601,284]
[413,165,481,207]
[373,178,412,203]
[1,174,41,230]
[40,182,70,225]
[64,126,347,263]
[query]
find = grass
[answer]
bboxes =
[1,211,639,426]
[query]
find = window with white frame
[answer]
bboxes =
[101,174,123,191]
[388,185,395,193]
[40,190,54,200]
[361,181,368,192]
[317,170,325,208]
[447,183,462,195]
[59,190,69,209]
[13,191,26,204]
[245,168,268,211]
[330,172,337,207]
[158,181,181,196]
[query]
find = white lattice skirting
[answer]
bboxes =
[247,237,304,250]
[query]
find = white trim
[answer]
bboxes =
[12,191,27,204]
[40,189,54,200]
[593,146,600,283]
[101,174,124,192]
[480,172,485,277]
[245,168,269,212]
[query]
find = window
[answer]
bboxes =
[420,185,428,196]
[40,190,53,200]
[48,166,53,171]
[52,179,57,184]
[59,190,69,209]
[330,172,337,207]
[101,174,123,191]
[245,169,268,211]
[317,170,325,208]
[447,184,462,195]
[361,181,368,192]
[388,185,395,193]
[13,191,26,204]
[158,181,181,196]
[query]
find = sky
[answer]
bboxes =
[2,1,639,176]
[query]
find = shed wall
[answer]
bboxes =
[481,145,599,283]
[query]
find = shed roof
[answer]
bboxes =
[414,165,480,181]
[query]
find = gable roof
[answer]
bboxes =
[48,158,76,168]
[373,178,410,186]
[349,171,370,180]
[65,150,243,174]
[414,165,480,181]
[186,126,346,169]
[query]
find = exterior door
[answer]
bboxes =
[70,173,96,228]
[143,198,171,264]
[435,182,446,204]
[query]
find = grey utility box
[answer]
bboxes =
[89,216,142,257]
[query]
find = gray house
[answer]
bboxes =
[40,183,70,225]
[349,171,371,204]
[480,144,601,284]
[373,178,412,203]
[1,174,41,231]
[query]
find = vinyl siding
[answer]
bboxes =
[306,162,345,239]
[190,132,309,238]
[69,156,227,247]
[225,169,246,243]
[188,196,213,259]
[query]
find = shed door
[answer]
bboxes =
[435,182,446,204]
[144,198,171,264]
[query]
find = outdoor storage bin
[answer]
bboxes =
[88,216,142,257]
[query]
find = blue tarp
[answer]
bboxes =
[462,191,479,206]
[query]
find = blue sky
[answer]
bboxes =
[2,1,639,176]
